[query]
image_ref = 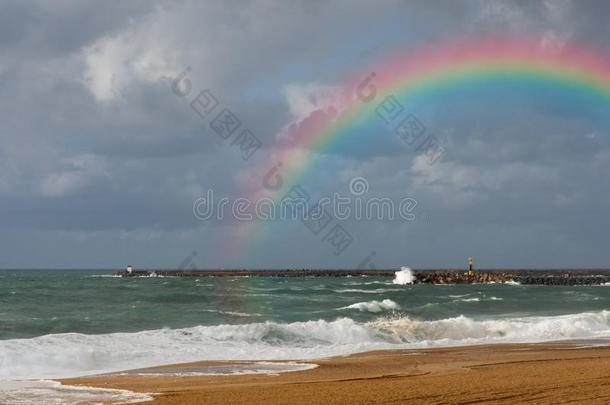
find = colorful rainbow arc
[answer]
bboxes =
[234,37,610,260]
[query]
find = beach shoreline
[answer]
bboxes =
[60,341,610,404]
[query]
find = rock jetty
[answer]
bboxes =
[115,269,610,285]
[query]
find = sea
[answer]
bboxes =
[1,268,610,403]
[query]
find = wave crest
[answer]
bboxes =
[368,310,610,343]
[2,311,609,380]
[340,299,401,313]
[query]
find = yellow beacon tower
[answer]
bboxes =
[467,257,474,277]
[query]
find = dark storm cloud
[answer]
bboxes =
[0,1,153,59]
[1,0,610,268]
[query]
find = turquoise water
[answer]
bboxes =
[1,269,609,380]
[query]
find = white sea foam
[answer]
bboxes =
[504,280,521,285]
[86,274,121,278]
[200,309,261,317]
[346,280,391,286]
[0,318,385,380]
[124,362,317,377]
[393,267,415,285]
[362,281,393,286]
[1,311,610,382]
[369,311,610,345]
[333,288,397,294]
[0,380,153,405]
[340,299,401,313]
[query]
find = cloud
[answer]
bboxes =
[82,16,180,103]
[2,0,610,268]
[40,154,109,197]
[282,83,344,123]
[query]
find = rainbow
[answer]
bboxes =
[234,37,610,259]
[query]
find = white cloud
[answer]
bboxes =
[41,154,109,197]
[82,8,182,103]
[282,82,344,122]
[41,171,87,197]
[477,0,574,45]
[478,0,528,29]
[544,0,572,21]
[410,156,561,209]
[540,31,569,51]
[83,33,178,103]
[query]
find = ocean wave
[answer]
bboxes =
[199,309,261,317]
[333,288,398,294]
[0,318,385,380]
[0,380,153,405]
[368,310,610,344]
[85,274,122,278]
[339,299,401,313]
[346,280,392,286]
[1,311,609,380]
[453,296,502,302]
[362,281,393,286]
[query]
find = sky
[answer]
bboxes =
[1,0,610,269]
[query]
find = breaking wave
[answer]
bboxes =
[340,299,401,312]
[1,311,610,380]
[333,288,398,294]
[368,310,610,344]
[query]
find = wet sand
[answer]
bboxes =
[61,342,610,404]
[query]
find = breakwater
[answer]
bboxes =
[115,269,610,285]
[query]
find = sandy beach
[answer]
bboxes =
[60,342,610,404]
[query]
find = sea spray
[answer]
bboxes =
[393,267,415,285]
[341,299,401,313]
